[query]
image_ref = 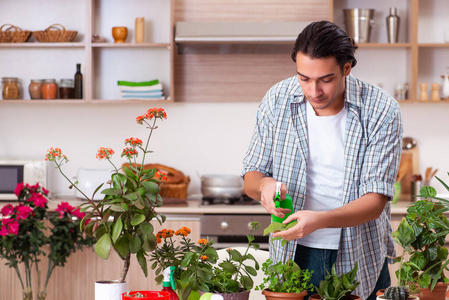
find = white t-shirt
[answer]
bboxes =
[297,100,347,250]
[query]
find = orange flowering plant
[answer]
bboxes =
[149,222,261,299]
[45,108,168,283]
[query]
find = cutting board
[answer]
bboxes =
[398,146,420,199]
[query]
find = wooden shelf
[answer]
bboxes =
[0,42,85,48]
[91,42,171,48]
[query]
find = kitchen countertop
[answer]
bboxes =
[1,197,415,215]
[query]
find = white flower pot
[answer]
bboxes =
[95,280,127,300]
[376,295,420,300]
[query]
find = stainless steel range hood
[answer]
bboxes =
[175,21,309,44]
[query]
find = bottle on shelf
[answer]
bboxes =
[135,17,145,43]
[442,68,449,99]
[59,79,75,99]
[386,7,400,43]
[74,63,83,99]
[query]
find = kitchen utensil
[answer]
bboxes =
[396,157,412,182]
[201,174,243,199]
[402,137,417,150]
[343,8,375,43]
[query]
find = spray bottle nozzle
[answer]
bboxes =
[274,182,281,208]
[163,266,177,290]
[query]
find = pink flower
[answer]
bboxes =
[15,205,33,221]
[1,218,19,236]
[72,208,85,220]
[42,187,49,196]
[56,202,75,218]
[14,182,24,196]
[0,204,14,216]
[30,193,47,208]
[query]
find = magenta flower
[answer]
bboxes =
[14,182,24,196]
[0,204,14,216]
[56,202,75,218]
[15,205,33,221]
[30,193,47,208]
[1,218,19,236]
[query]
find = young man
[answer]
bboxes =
[242,21,403,300]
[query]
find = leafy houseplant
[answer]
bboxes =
[149,222,261,300]
[312,262,360,300]
[0,183,94,300]
[391,184,449,294]
[45,107,169,283]
[257,221,313,300]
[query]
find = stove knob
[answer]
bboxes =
[220,221,229,230]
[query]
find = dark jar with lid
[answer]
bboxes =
[59,79,74,99]
[41,79,58,99]
[29,79,43,99]
[2,77,21,99]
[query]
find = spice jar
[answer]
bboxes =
[1,77,21,100]
[59,79,74,99]
[29,79,43,99]
[41,79,58,99]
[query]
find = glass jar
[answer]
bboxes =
[1,77,21,100]
[29,79,43,99]
[41,79,58,99]
[59,78,74,99]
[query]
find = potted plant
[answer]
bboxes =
[376,286,419,300]
[149,222,262,300]
[255,221,313,300]
[122,291,170,300]
[0,183,94,300]
[308,262,361,300]
[389,174,449,300]
[46,108,169,297]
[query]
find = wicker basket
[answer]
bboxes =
[0,24,31,43]
[160,176,190,200]
[32,24,77,42]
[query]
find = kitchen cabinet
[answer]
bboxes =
[0,215,200,300]
[0,0,174,103]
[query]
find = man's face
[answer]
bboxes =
[296,53,351,116]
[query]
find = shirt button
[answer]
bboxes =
[299,194,304,198]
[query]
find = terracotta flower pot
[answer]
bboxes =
[309,294,362,300]
[261,289,307,300]
[122,291,170,300]
[419,282,449,300]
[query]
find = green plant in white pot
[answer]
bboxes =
[46,108,169,291]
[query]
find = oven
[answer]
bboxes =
[200,213,272,250]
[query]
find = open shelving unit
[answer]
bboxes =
[0,0,174,104]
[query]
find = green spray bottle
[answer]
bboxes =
[272,182,293,223]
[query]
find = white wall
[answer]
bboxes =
[0,100,448,198]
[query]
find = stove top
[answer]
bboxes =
[201,194,260,205]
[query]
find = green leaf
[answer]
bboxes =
[129,236,142,253]
[420,186,437,198]
[112,217,123,243]
[140,222,154,235]
[263,222,286,235]
[219,261,237,273]
[101,188,121,196]
[181,252,194,268]
[137,250,148,277]
[95,233,111,259]
[131,214,145,226]
[123,165,136,180]
[245,265,257,276]
[141,181,159,194]
[392,217,416,248]
[115,236,129,258]
[108,205,127,212]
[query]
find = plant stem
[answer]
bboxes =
[119,253,131,283]
[139,118,157,175]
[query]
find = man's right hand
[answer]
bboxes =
[260,179,291,217]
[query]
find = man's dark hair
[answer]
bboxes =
[291,20,358,70]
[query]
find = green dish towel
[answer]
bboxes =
[117,79,159,87]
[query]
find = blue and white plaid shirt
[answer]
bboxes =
[242,74,403,299]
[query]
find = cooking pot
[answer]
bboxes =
[200,174,244,198]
